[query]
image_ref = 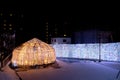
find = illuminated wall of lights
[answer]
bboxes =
[11,38,56,67]
[51,43,120,61]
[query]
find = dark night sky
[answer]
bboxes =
[23,4,119,31]
[0,2,120,37]
[23,5,120,42]
[0,1,120,44]
[1,2,119,28]
[26,12,119,32]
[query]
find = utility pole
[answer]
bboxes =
[98,32,101,62]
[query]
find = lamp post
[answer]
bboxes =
[99,38,101,62]
[98,32,101,62]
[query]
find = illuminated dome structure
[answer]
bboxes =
[11,38,56,67]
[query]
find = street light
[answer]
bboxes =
[98,32,101,62]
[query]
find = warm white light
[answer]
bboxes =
[11,38,56,67]
[10,13,13,16]
[9,24,12,27]
[64,34,67,36]
[0,13,3,16]
[3,24,6,26]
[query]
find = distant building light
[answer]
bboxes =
[64,34,67,36]
[10,13,13,16]
[9,24,12,27]
[9,28,12,30]
[0,13,3,16]
[3,24,7,26]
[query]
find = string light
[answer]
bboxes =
[11,38,56,67]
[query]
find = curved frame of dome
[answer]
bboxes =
[11,38,56,67]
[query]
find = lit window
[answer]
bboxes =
[0,13,3,16]
[9,28,12,30]
[3,24,6,26]
[10,13,13,16]
[9,24,12,26]
[64,34,67,36]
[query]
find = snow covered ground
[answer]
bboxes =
[0,61,20,80]
[0,59,120,80]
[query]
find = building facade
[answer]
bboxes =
[73,29,113,43]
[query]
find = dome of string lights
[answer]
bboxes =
[11,38,56,67]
